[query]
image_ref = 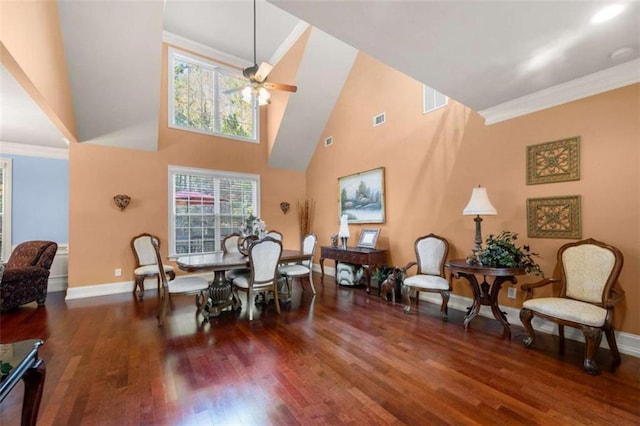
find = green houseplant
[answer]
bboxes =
[467,231,543,276]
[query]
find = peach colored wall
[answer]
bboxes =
[306,53,640,335]
[68,44,306,287]
[0,0,76,141]
[266,28,311,155]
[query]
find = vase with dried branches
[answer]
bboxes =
[297,199,315,237]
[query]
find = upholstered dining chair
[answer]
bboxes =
[223,233,250,280]
[278,233,318,296]
[265,230,283,241]
[131,233,176,299]
[231,237,283,321]
[519,238,625,375]
[151,237,209,327]
[401,234,450,319]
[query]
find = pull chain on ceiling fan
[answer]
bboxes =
[241,0,297,105]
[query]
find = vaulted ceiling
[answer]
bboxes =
[1,1,638,171]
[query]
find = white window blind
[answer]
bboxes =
[169,166,259,256]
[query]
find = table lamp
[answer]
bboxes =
[338,214,350,249]
[463,186,497,255]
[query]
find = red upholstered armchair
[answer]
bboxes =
[0,241,58,311]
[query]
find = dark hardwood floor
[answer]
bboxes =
[1,274,639,425]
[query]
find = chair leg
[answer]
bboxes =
[401,285,412,314]
[134,275,145,299]
[582,326,603,375]
[248,288,253,321]
[558,324,565,355]
[439,290,450,321]
[273,284,281,315]
[605,327,622,371]
[308,272,316,294]
[520,308,536,347]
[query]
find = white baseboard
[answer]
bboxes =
[419,292,640,359]
[64,273,211,300]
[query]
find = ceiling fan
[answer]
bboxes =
[241,0,297,105]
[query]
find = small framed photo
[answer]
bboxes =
[357,228,380,248]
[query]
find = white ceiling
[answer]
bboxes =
[1,0,638,165]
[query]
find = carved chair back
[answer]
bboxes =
[559,239,623,305]
[249,237,283,286]
[131,233,158,267]
[414,234,449,276]
[222,233,242,254]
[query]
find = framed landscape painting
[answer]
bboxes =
[338,167,385,223]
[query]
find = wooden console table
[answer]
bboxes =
[320,246,388,293]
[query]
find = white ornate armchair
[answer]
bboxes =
[519,238,625,375]
[401,234,450,319]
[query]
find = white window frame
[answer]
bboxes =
[0,158,12,262]
[168,165,260,257]
[168,47,259,143]
[423,85,448,113]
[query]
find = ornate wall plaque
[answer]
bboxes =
[527,137,580,185]
[527,196,581,239]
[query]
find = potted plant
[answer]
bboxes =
[467,231,543,276]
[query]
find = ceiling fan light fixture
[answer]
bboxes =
[258,87,271,105]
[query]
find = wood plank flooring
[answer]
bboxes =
[1,274,639,425]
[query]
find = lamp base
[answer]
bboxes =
[472,215,483,254]
[340,237,348,250]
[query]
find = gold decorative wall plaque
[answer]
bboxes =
[527,137,580,185]
[527,196,581,239]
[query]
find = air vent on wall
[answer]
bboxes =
[324,136,333,147]
[373,112,386,127]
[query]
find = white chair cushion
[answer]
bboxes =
[403,274,449,290]
[279,264,310,277]
[167,276,209,294]
[522,297,607,327]
[233,275,251,289]
[134,264,174,276]
[226,268,250,280]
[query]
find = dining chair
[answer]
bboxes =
[131,233,176,299]
[265,230,283,241]
[231,237,283,321]
[520,238,625,375]
[223,233,250,280]
[278,233,317,296]
[152,237,209,327]
[401,234,450,319]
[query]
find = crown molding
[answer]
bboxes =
[162,31,253,69]
[269,21,310,65]
[479,58,640,125]
[0,141,68,159]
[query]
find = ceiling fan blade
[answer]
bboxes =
[254,62,273,83]
[263,82,298,93]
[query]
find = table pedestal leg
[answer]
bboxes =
[455,272,517,338]
[198,270,238,320]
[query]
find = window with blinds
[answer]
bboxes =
[169,166,259,256]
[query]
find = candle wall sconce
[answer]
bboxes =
[113,194,131,211]
[280,201,290,214]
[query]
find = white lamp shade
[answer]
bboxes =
[463,187,497,216]
[338,214,350,237]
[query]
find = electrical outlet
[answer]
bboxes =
[115,268,122,277]
[507,287,517,299]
